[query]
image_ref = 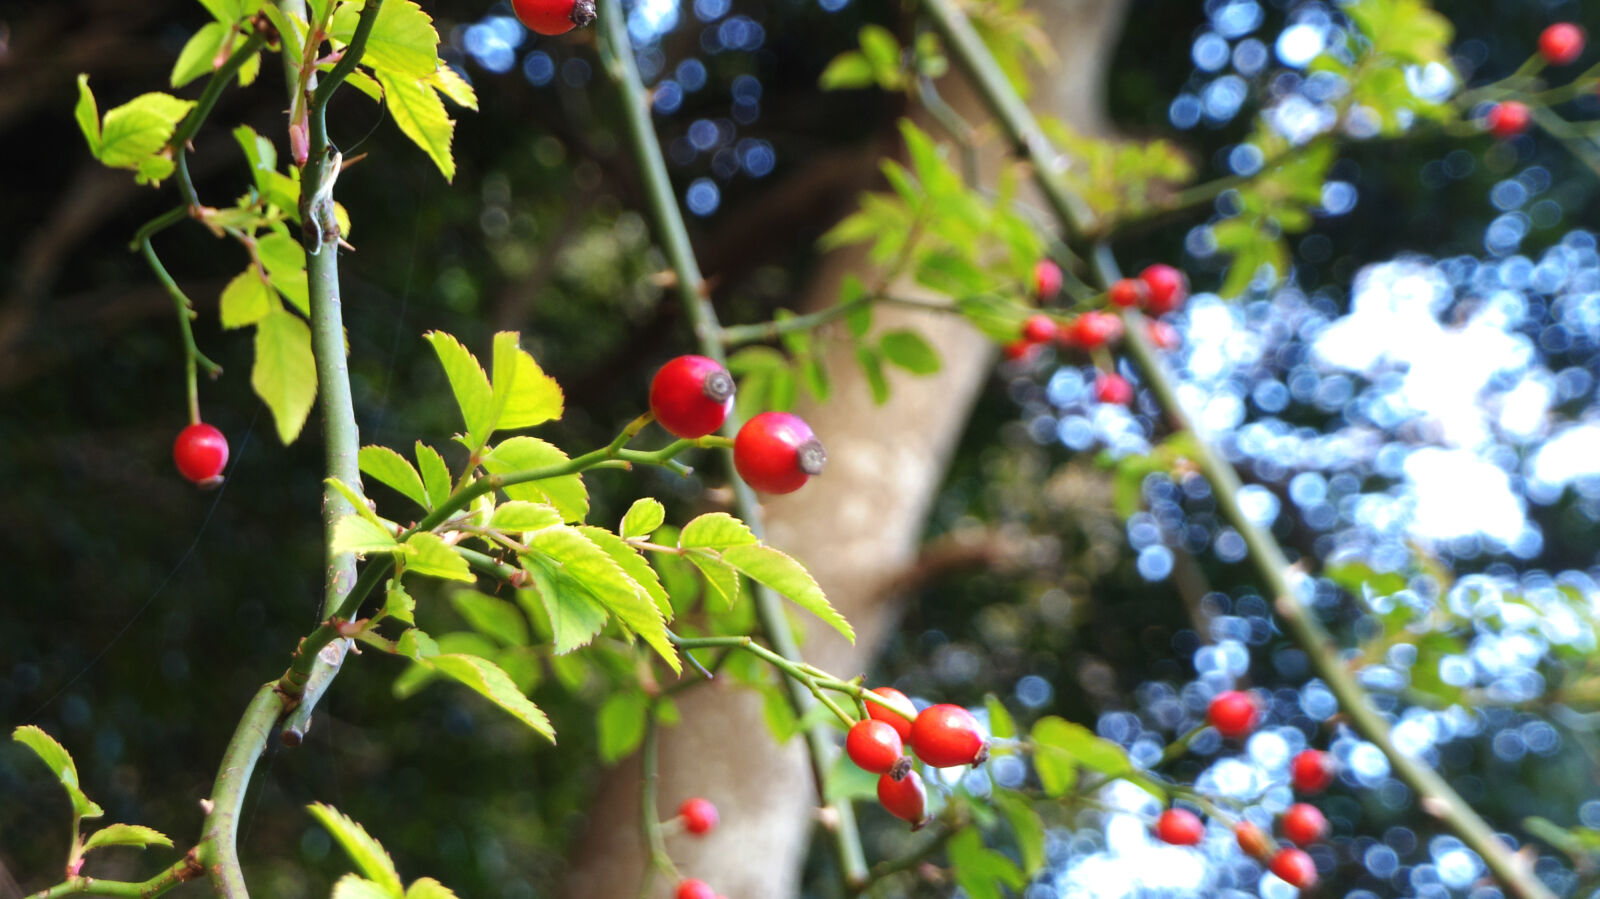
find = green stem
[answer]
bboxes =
[598,3,870,883]
[920,0,1556,894]
[140,239,222,423]
[25,853,203,899]
[196,684,285,898]
[636,707,677,898]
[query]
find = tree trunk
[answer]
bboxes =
[562,2,1129,895]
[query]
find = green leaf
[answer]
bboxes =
[597,690,650,763]
[985,694,1016,742]
[416,442,452,509]
[426,654,555,741]
[818,51,874,90]
[450,590,529,647]
[360,446,430,510]
[491,331,563,431]
[256,231,310,315]
[74,75,101,153]
[195,0,244,22]
[879,329,941,375]
[426,66,478,110]
[1029,717,1078,797]
[331,515,401,555]
[1032,716,1128,778]
[687,556,741,607]
[678,512,759,550]
[384,580,415,626]
[95,92,195,174]
[332,0,440,79]
[307,803,402,896]
[425,331,493,443]
[402,532,474,582]
[491,501,563,532]
[377,71,456,182]
[529,526,678,672]
[405,878,460,899]
[331,875,396,899]
[481,437,589,522]
[948,828,1025,899]
[993,790,1045,876]
[858,25,904,89]
[82,824,174,853]
[721,544,853,642]
[621,498,665,539]
[577,525,676,639]
[171,22,228,88]
[325,477,380,527]
[856,345,890,405]
[11,726,103,819]
[521,560,609,655]
[252,308,318,444]
[219,265,274,329]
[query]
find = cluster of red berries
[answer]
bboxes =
[1149,691,1336,891]
[650,355,826,495]
[843,688,988,829]
[671,799,730,899]
[1485,24,1586,141]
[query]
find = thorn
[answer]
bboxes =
[199,798,215,814]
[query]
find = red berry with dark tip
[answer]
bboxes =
[1155,808,1205,845]
[678,797,718,835]
[1486,101,1531,140]
[1540,23,1585,66]
[1071,310,1123,349]
[1269,847,1318,889]
[909,704,988,768]
[866,687,916,742]
[1002,339,1036,361]
[676,880,716,899]
[1139,264,1188,314]
[1235,821,1273,859]
[1290,749,1335,794]
[173,422,229,487]
[651,355,735,439]
[846,719,907,776]
[1208,690,1260,739]
[1034,259,1063,301]
[1281,803,1327,846]
[1109,278,1147,308]
[1022,314,1057,344]
[733,411,825,494]
[877,770,928,827]
[1094,372,1133,405]
[512,0,596,35]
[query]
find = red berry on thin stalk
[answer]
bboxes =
[1281,803,1328,846]
[846,719,908,776]
[1154,808,1205,846]
[1071,310,1123,349]
[1034,259,1063,301]
[1108,278,1147,308]
[1208,690,1260,740]
[1234,821,1273,859]
[1146,320,1181,350]
[733,411,825,494]
[676,880,716,899]
[1540,23,1585,66]
[1290,749,1336,794]
[1094,372,1134,405]
[909,704,988,768]
[1269,847,1318,890]
[512,0,597,35]
[877,770,928,828]
[866,687,916,742]
[173,422,229,487]
[678,797,718,835]
[650,355,735,439]
[1139,264,1189,314]
[1002,339,1037,362]
[1486,101,1532,140]
[1022,314,1057,344]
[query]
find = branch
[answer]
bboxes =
[25,852,203,899]
[596,0,870,886]
[196,683,286,898]
[919,0,1556,896]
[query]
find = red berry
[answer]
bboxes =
[678,797,718,835]
[1154,808,1205,846]
[1269,847,1318,889]
[846,719,907,776]
[1108,278,1147,308]
[676,880,716,899]
[1139,264,1189,314]
[1281,803,1328,846]
[1146,320,1181,350]
[650,355,735,439]
[1208,690,1260,740]
[1094,372,1134,405]
[877,770,928,827]
[1540,23,1585,66]
[1002,339,1036,362]
[1034,259,1063,300]
[512,0,596,35]
[733,411,825,494]
[1022,314,1057,344]
[908,704,988,768]
[173,422,229,487]
[1235,821,1273,859]
[1071,311,1123,349]
[1290,749,1335,794]
[866,687,916,742]
[1486,101,1531,140]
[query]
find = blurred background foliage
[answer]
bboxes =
[5,0,1600,896]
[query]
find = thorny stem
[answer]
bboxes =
[920,0,1557,893]
[597,0,870,886]
[25,853,203,899]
